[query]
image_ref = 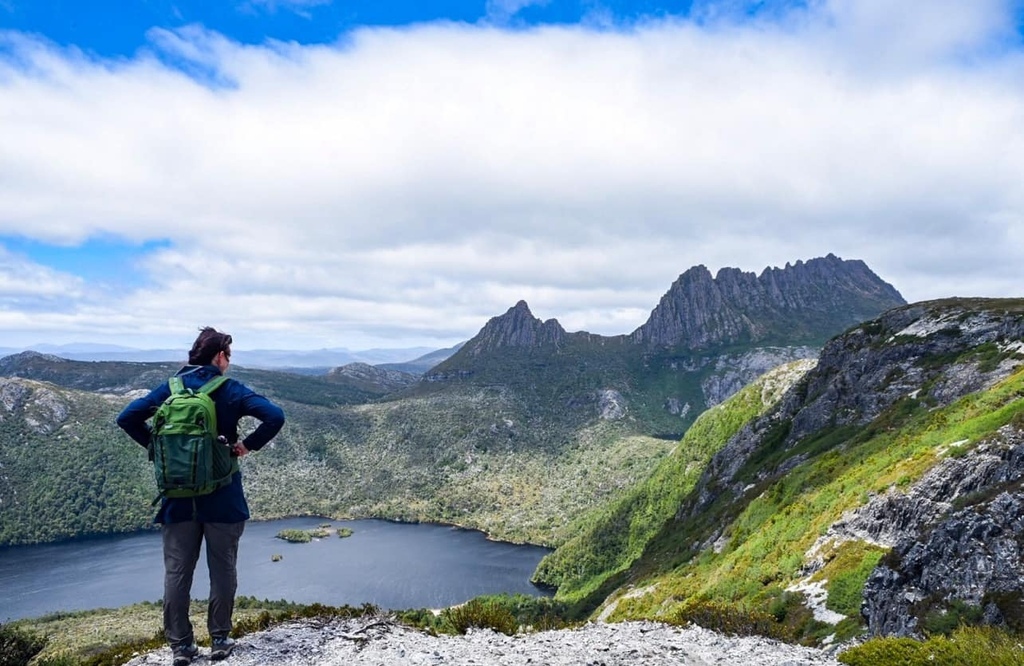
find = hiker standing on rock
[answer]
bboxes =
[117,327,285,666]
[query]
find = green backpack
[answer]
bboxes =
[149,375,237,502]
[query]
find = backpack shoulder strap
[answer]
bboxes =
[168,376,186,395]
[198,375,229,396]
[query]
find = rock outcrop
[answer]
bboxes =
[700,346,819,406]
[0,377,71,434]
[326,363,418,393]
[860,425,1024,637]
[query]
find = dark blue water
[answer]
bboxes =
[0,518,552,622]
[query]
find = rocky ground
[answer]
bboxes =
[124,617,845,666]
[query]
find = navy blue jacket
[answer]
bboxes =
[116,364,285,524]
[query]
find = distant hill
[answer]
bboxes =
[0,344,451,370]
[377,343,464,374]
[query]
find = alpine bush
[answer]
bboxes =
[0,623,47,666]
[839,626,1024,666]
[442,599,518,636]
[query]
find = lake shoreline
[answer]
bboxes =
[0,514,549,551]
[1,517,552,623]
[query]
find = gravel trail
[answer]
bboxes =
[124,617,845,666]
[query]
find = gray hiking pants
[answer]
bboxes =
[162,520,246,647]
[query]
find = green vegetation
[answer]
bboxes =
[0,622,47,666]
[532,360,815,608]
[602,366,1024,643]
[666,599,794,641]
[818,542,886,617]
[276,526,334,542]
[919,600,984,636]
[13,595,568,665]
[0,372,676,548]
[0,382,155,545]
[442,599,518,636]
[400,594,575,636]
[838,626,1024,666]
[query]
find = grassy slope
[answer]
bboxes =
[531,359,817,607]
[603,366,1024,641]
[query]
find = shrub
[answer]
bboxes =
[486,594,574,632]
[0,623,47,666]
[839,626,1024,666]
[667,599,793,642]
[823,542,886,617]
[920,600,983,636]
[838,636,930,665]
[442,599,518,636]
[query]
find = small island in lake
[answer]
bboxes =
[276,524,354,543]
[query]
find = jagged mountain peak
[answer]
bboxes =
[462,300,568,355]
[632,254,905,350]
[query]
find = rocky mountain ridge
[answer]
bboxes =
[325,362,419,393]
[424,256,902,440]
[630,254,903,349]
[448,255,904,360]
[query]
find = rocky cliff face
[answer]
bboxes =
[859,424,1024,637]
[676,298,1024,636]
[630,254,905,349]
[696,301,1024,503]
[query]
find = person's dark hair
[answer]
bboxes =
[188,327,232,366]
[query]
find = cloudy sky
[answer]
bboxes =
[1,0,1022,352]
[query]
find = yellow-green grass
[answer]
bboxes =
[609,367,1024,641]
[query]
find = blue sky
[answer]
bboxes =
[2,0,707,56]
[1,0,1023,351]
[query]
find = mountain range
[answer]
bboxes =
[0,344,454,371]
[17,254,1024,650]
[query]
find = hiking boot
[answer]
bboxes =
[172,642,199,666]
[210,636,236,660]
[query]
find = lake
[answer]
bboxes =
[0,517,552,622]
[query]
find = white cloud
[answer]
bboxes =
[0,0,1022,349]
[0,248,84,301]
[486,0,551,23]
[239,0,333,18]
